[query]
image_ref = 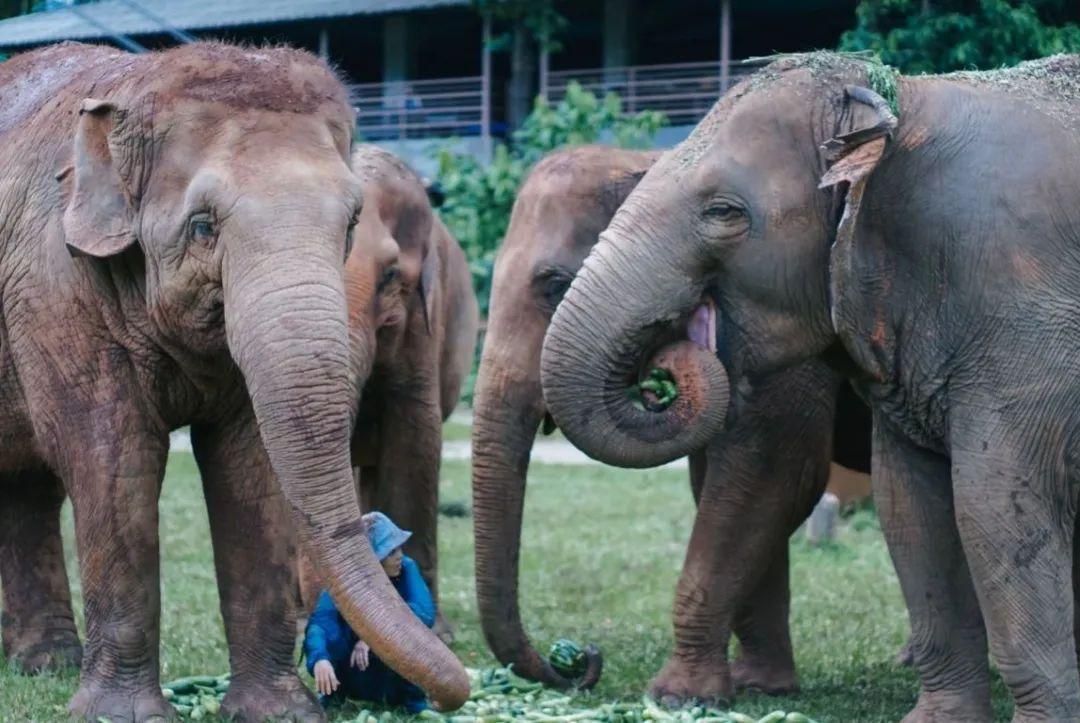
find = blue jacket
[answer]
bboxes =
[303,556,435,712]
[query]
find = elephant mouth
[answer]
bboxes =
[638,296,719,411]
[687,296,718,353]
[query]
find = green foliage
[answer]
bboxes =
[434,83,665,319]
[472,0,567,51]
[841,0,1080,74]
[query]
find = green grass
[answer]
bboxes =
[0,445,1014,721]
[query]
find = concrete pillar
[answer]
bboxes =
[603,0,634,88]
[603,0,634,68]
[719,0,731,92]
[382,14,412,138]
[481,14,492,163]
[318,27,329,61]
[383,14,411,83]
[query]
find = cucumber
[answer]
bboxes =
[161,675,222,695]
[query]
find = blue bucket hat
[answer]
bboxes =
[364,511,412,561]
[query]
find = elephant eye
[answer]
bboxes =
[703,202,744,222]
[188,214,217,244]
[344,209,361,262]
[534,267,573,312]
[377,265,400,294]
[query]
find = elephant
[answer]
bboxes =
[0,42,467,722]
[541,52,1080,720]
[472,144,872,701]
[297,145,479,642]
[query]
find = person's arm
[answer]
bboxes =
[397,557,436,628]
[303,590,340,674]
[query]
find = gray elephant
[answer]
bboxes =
[542,53,1080,720]
[473,145,873,702]
[0,43,467,722]
[298,145,479,643]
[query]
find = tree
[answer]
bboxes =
[472,0,568,129]
[840,0,1080,73]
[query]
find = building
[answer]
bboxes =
[0,0,857,173]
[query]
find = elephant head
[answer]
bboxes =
[472,146,661,687]
[344,144,439,382]
[541,54,897,468]
[58,44,468,708]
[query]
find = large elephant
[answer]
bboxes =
[298,145,479,641]
[542,53,1080,720]
[473,145,871,701]
[0,43,467,722]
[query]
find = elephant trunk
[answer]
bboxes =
[540,208,730,468]
[471,338,602,689]
[224,242,469,710]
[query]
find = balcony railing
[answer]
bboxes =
[350,60,757,142]
[350,75,494,141]
[545,60,756,127]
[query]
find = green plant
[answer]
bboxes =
[841,0,1080,74]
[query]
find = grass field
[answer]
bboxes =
[0,435,1015,722]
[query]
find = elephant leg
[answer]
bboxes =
[649,363,835,708]
[873,419,991,723]
[372,382,447,639]
[731,544,797,695]
[0,470,81,673]
[192,415,323,723]
[949,422,1080,721]
[62,423,172,722]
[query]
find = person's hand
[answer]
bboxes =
[313,659,339,696]
[351,639,371,671]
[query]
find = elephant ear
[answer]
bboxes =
[818,85,898,333]
[62,98,136,259]
[417,229,440,335]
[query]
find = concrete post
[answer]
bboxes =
[603,0,634,89]
[481,14,492,163]
[383,14,411,139]
[719,0,731,93]
[318,27,329,61]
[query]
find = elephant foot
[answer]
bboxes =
[222,673,325,723]
[69,681,176,723]
[4,626,82,674]
[433,610,455,645]
[648,656,732,709]
[731,654,798,695]
[901,689,992,723]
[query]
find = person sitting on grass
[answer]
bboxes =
[303,511,435,713]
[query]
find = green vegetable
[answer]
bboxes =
[636,368,678,410]
[757,712,787,723]
[160,675,222,695]
[547,639,588,679]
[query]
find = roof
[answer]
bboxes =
[0,0,470,48]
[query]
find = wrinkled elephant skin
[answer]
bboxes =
[297,146,479,645]
[542,53,1080,721]
[0,43,467,722]
[474,146,871,703]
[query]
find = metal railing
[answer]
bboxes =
[545,60,756,126]
[349,75,493,141]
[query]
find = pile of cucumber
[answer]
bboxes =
[161,674,229,719]
[378,667,821,723]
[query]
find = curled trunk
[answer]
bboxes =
[225,243,469,710]
[540,215,730,468]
